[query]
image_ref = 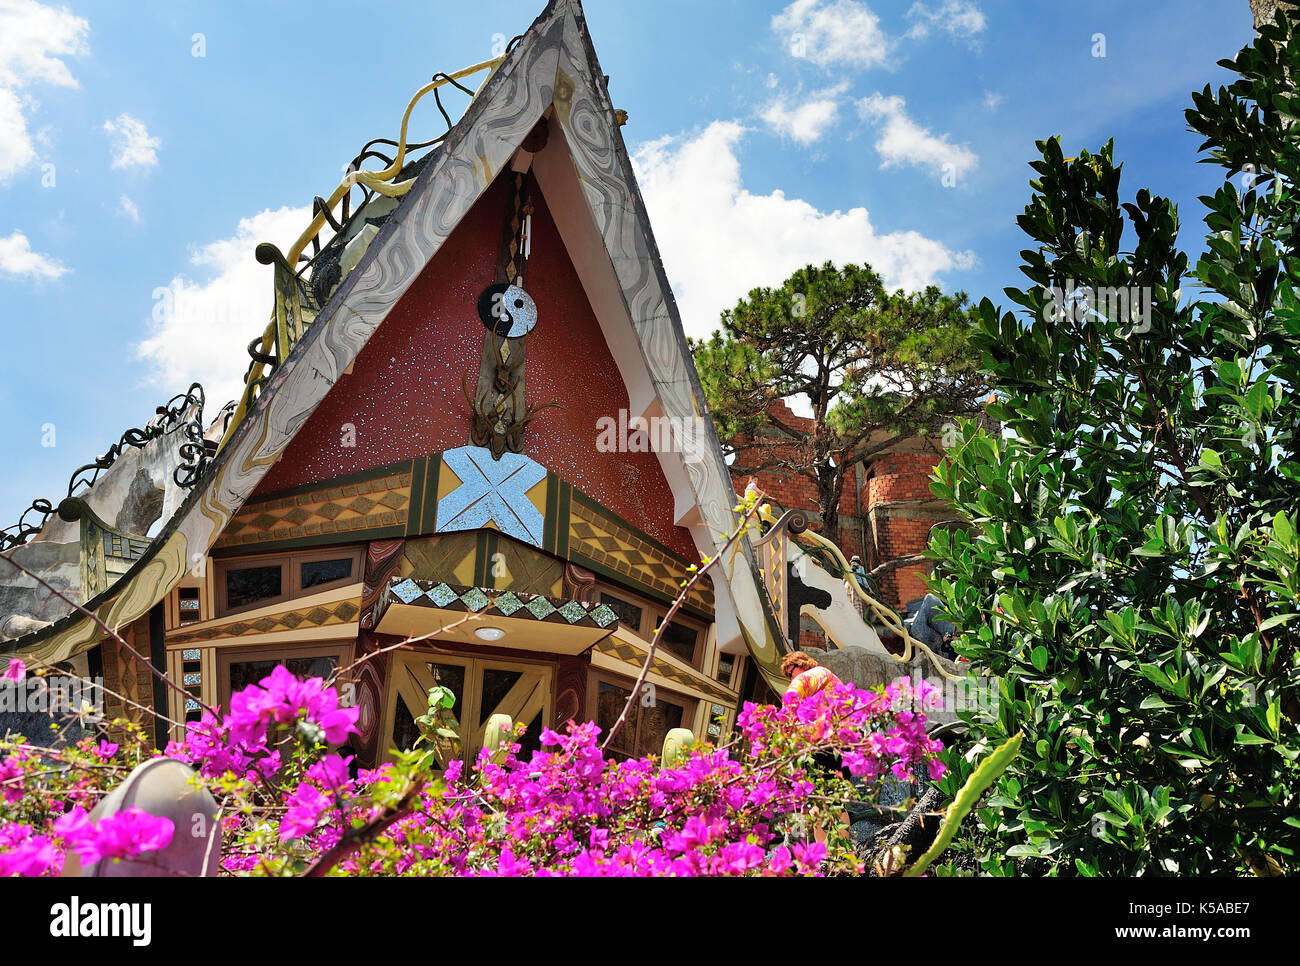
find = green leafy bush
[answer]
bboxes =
[930,13,1300,876]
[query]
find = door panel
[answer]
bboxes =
[393,657,469,767]
[468,661,551,756]
[388,654,552,765]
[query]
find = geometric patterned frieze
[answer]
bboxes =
[594,635,735,704]
[391,578,426,604]
[215,470,412,550]
[495,591,525,616]
[378,577,619,632]
[167,597,361,645]
[568,496,713,615]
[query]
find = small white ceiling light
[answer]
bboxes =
[474,626,506,642]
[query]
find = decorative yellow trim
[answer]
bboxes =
[217,56,507,455]
[215,473,411,550]
[165,582,363,646]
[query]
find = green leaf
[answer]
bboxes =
[904,732,1024,877]
[1273,511,1295,546]
[1258,613,1300,631]
[1245,378,1270,418]
[1216,358,1243,385]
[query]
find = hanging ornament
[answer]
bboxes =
[477,282,538,338]
[467,134,555,459]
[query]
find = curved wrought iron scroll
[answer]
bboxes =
[0,383,214,552]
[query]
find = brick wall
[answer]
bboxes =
[729,400,867,558]
[727,401,945,614]
[864,450,945,607]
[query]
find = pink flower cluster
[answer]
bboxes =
[0,748,31,804]
[3,665,944,877]
[334,678,944,877]
[166,664,360,781]
[280,754,355,841]
[0,822,57,877]
[0,806,174,877]
[54,806,175,866]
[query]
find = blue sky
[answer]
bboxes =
[0,0,1256,530]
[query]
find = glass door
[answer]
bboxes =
[387,653,553,766]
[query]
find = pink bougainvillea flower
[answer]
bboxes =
[52,805,92,843]
[55,806,173,866]
[94,740,119,761]
[0,754,28,804]
[792,841,827,871]
[766,845,793,875]
[281,783,332,841]
[228,665,360,747]
[307,754,353,791]
[0,825,58,877]
[1,659,25,682]
[93,809,175,862]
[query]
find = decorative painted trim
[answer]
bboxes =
[593,631,737,705]
[378,576,620,631]
[166,598,361,646]
[214,465,413,553]
[435,446,547,547]
[566,491,712,615]
[165,583,363,646]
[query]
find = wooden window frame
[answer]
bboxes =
[597,583,707,669]
[598,587,652,637]
[215,546,362,617]
[586,669,697,761]
[296,549,361,595]
[652,612,706,667]
[716,651,741,690]
[215,640,354,714]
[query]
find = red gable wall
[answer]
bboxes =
[253,169,697,560]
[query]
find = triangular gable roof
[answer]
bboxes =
[1,0,789,692]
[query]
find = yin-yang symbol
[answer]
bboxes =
[477,282,538,338]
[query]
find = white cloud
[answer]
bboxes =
[772,0,892,70]
[761,81,848,145]
[103,113,159,170]
[857,93,978,182]
[906,1,987,41]
[0,88,35,179]
[0,229,67,279]
[982,90,1002,112]
[631,121,976,340]
[0,0,87,88]
[135,206,318,406]
[0,0,87,181]
[118,193,139,222]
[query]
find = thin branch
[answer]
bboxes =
[600,493,766,752]
[0,554,214,717]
